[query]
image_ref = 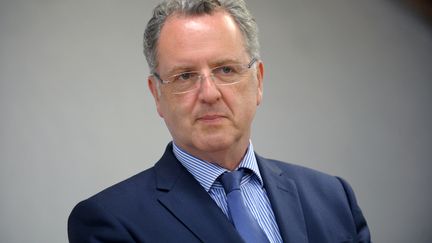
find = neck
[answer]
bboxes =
[175,140,250,171]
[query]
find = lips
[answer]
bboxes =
[196,114,226,123]
[200,114,223,120]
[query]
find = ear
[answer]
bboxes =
[148,76,164,118]
[255,61,264,106]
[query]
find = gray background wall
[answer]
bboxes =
[1,0,431,242]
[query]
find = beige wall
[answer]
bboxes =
[1,0,431,242]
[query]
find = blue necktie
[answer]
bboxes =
[220,169,270,243]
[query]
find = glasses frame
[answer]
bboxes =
[153,58,258,94]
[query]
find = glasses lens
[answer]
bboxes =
[160,59,256,94]
[167,71,199,93]
[213,64,250,84]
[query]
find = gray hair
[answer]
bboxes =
[143,0,260,73]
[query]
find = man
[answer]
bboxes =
[68,0,371,242]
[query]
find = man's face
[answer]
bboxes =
[148,11,263,163]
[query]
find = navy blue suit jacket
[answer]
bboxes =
[68,143,371,242]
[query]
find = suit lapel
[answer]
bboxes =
[257,155,309,243]
[154,144,243,243]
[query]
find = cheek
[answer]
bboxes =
[237,82,260,104]
[226,86,258,117]
[241,84,261,114]
[160,95,194,125]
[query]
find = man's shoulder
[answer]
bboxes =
[257,157,370,242]
[257,155,347,193]
[83,144,178,205]
[81,166,157,207]
[258,155,337,180]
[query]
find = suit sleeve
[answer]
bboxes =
[336,177,372,243]
[68,199,135,243]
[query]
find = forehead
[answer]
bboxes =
[156,11,248,71]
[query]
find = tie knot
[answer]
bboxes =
[219,169,246,193]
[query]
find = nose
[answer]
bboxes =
[197,73,221,103]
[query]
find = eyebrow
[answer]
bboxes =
[165,65,196,77]
[211,58,242,67]
[164,58,243,76]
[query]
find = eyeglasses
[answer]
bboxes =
[153,58,258,94]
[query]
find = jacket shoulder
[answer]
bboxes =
[259,156,339,185]
[258,156,371,242]
[95,167,155,200]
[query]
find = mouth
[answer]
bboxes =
[196,114,227,123]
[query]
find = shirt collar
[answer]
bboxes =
[172,141,264,192]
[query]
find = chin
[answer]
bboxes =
[198,140,230,151]
[193,135,233,151]
[206,134,246,152]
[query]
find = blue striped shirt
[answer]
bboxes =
[173,142,283,243]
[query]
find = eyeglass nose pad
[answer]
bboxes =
[199,72,217,85]
[196,73,220,95]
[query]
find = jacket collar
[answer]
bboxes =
[257,154,309,243]
[154,143,243,243]
[154,143,308,243]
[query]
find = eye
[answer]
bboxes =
[221,66,233,74]
[173,72,196,82]
[215,65,239,75]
